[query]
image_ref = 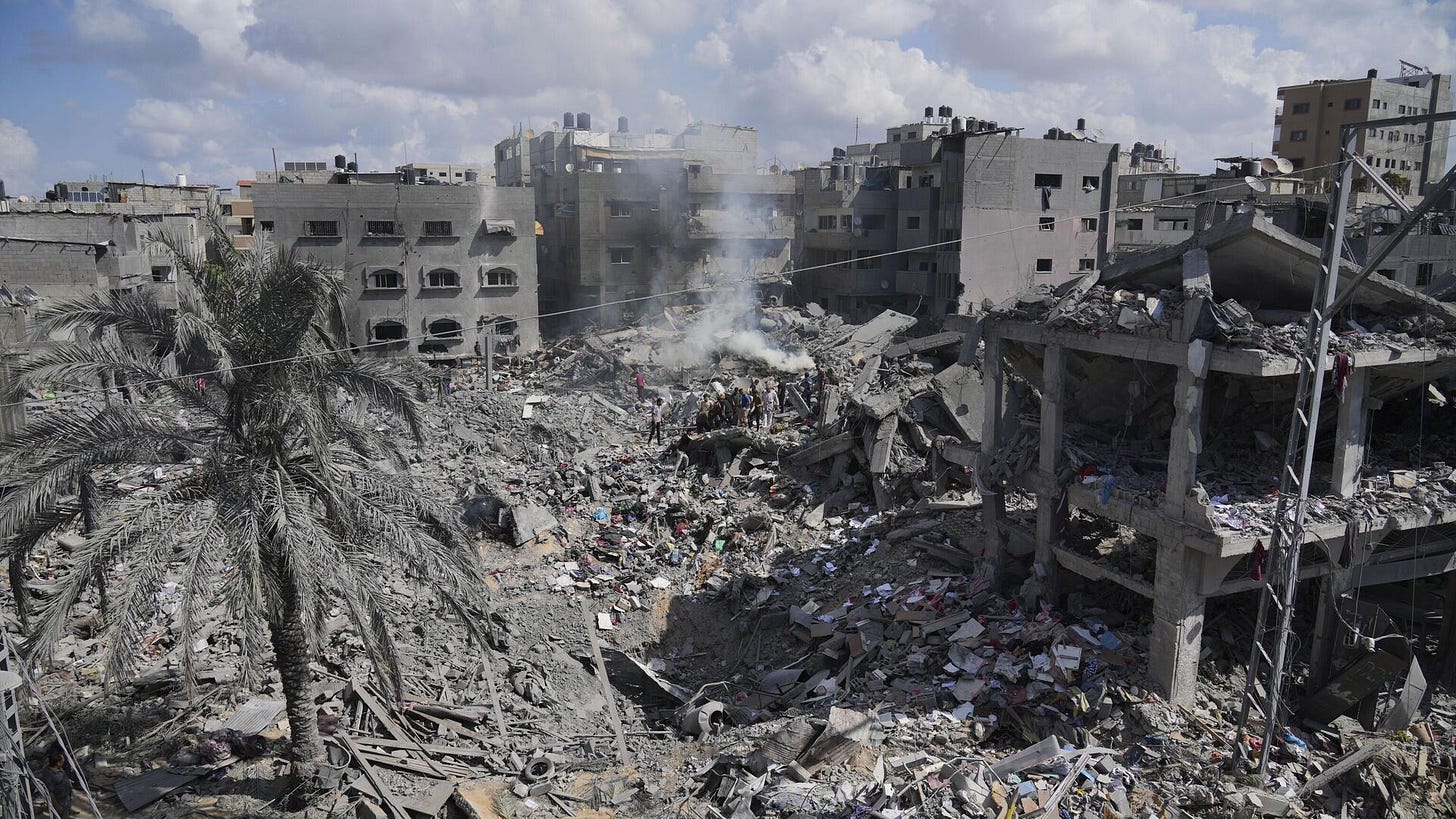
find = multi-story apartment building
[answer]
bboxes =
[495,118,794,327]
[1274,66,1450,192]
[794,110,1118,320]
[947,128,1118,310]
[250,165,540,359]
[793,115,951,322]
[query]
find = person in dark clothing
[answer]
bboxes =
[40,745,72,816]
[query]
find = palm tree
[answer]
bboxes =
[0,216,489,771]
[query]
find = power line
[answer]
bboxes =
[3,130,1452,414]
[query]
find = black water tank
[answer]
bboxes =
[334,154,346,169]
[563,112,575,129]
[346,161,358,172]
[618,116,629,133]
[1368,68,1379,79]
[577,112,591,130]
[924,106,934,118]
[1076,117,1086,131]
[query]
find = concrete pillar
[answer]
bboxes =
[978,330,1007,581]
[1331,368,1370,498]
[1151,352,1209,706]
[1034,345,1066,604]
[1152,540,1206,706]
[1439,570,1456,686]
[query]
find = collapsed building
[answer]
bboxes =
[977,208,1456,705]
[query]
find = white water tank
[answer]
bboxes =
[175,173,187,186]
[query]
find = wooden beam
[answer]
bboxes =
[585,611,632,768]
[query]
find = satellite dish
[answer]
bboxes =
[1260,157,1281,175]
[1275,157,1294,175]
[1245,176,1269,194]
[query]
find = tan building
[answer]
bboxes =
[1273,67,1450,193]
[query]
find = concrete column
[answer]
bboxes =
[978,330,1007,582]
[1331,368,1371,498]
[1151,540,1206,706]
[1034,345,1066,604]
[1440,571,1456,686]
[1151,352,1210,706]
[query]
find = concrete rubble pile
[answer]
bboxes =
[6,295,1455,817]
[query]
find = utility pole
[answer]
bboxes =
[0,631,28,819]
[1234,108,1456,778]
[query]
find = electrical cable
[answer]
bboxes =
[2,128,1453,415]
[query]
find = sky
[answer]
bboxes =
[0,0,1453,198]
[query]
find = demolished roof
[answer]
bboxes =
[1101,211,1456,323]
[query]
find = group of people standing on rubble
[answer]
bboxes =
[634,366,834,444]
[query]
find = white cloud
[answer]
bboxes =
[691,31,734,69]
[15,0,1456,190]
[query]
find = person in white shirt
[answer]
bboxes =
[648,397,665,444]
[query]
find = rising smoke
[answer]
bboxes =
[650,153,812,373]
[654,290,813,372]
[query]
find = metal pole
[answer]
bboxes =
[485,332,495,384]
[1234,125,1357,778]
[0,636,28,819]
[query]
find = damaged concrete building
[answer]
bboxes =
[977,208,1456,704]
[494,118,794,328]
[794,111,1119,323]
[249,162,540,357]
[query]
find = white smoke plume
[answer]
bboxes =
[653,292,813,372]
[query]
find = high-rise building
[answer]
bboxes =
[1273,66,1450,193]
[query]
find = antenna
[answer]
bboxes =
[1245,176,1269,194]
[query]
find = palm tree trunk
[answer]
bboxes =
[80,476,107,617]
[269,575,322,768]
[8,555,27,631]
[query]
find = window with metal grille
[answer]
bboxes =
[423,220,453,237]
[304,220,338,236]
[368,269,403,289]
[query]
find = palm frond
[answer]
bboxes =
[0,410,200,539]
[29,290,177,351]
